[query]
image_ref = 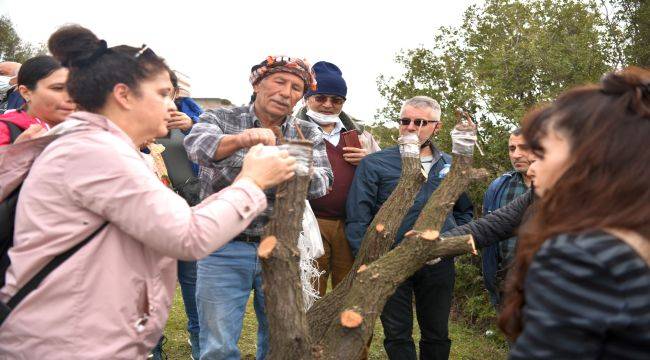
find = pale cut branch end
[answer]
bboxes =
[357,265,368,273]
[404,230,417,238]
[340,310,364,328]
[420,230,440,241]
[258,236,278,259]
[375,223,385,233]
[468,235,478,255]
[470,168,490,181]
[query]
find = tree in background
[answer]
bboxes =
[0,16,46,63]
[377,0,618,207]
[612,0,650,66]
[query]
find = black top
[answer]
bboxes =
[443,189,534,248]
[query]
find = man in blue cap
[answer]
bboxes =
[296,61,380,296]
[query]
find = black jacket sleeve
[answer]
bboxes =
[442,189,534,248]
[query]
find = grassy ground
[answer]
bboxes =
[161,287,508,359]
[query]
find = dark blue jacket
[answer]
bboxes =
[0,89,25,114]
[345,145,474,258]
[481,171,516,305]
[176,97,203,124]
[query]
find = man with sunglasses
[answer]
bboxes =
[184,56,333,360]
[346,96,474,360]
[295,61,380,298]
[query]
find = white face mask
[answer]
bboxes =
[0,76,15,98]
[306,109,341,126]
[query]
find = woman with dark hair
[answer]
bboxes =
[0,25,296,358]
[0,55,75,145]
[499,67,650,359]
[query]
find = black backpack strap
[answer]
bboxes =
[0,221,108,325]
[1,120,24,144]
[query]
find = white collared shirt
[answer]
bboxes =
[312,117,345,146]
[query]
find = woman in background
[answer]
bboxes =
[0,55,75,145]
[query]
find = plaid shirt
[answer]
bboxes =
[184,104,333,237]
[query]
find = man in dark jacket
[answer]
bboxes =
[480,128,533,307]
[346,96,474,360]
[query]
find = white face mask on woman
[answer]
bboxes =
[306,108,341,126]
[0,76,15,98]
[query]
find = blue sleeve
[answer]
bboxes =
[452,192,474,226]
[178,97,204,123]
[345,158,380,256]
[6,91,25,111]
[483,177,502,214]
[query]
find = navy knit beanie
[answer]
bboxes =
[305,61,347,99]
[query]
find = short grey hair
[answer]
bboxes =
[400,96,442,118]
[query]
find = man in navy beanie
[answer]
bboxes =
[296,61,380,298]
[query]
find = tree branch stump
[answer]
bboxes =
[318,153,477,358]
[260,140,315,360]
[318,118,482,359]
[307,135,424,340]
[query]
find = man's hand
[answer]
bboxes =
[14,124,46,144]
[237,128,276,148]
[342,147,368,165]
[166,111,193,131]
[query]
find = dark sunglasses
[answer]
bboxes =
[312,94,345,106]
[399,118,439,126]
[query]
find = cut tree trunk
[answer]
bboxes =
[263,117,485,360]
[260,140,315,360]
[307,144,424,340]
[317,152,479,360]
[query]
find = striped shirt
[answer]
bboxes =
[510,230,650,359]
[184,104,333,237]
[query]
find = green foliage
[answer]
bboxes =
[0,16,46,63]
[612,0,650,66]
[452,256,497,328]
[365,124,399,148]
[377,0,617,212]
[466,0,612,122]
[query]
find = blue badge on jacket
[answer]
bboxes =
[438,164,451,178]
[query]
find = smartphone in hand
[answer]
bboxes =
[341,130,362,149]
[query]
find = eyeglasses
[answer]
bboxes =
[312,94,345,106]
[399,118,439,126]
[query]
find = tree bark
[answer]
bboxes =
[260,140,315,360]
[262,118,485,360]
[307,145,424,340]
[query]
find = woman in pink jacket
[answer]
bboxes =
[0,55,75,145]
[0,25,296,359]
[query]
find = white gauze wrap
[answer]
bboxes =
[272,144,324,310]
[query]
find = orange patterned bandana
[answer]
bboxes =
[249,56,317,92]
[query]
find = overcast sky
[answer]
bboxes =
[1,0,477,123]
